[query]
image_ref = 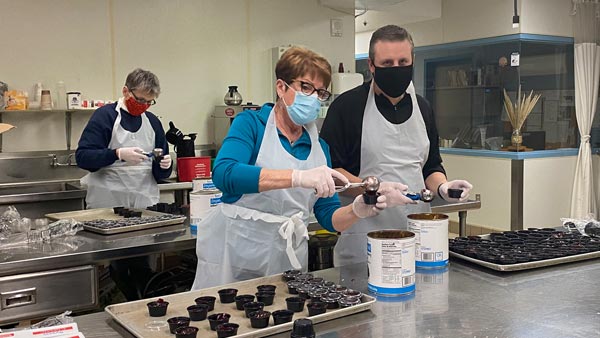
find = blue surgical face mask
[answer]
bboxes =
[282,84,321,126]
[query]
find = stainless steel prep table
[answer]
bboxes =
[74,259,600,338]
[430,198,481,236]
[0,221,194,324]
[0,223,195,278]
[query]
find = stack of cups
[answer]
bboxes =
[40,90,52,110]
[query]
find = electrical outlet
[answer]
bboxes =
[330,18,343,37]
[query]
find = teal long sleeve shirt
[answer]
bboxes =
[212,103,340,232]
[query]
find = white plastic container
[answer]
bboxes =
[67,92,82,109]
[192,177,216,192]
[367,230,416,296]
[407,213,449,268]
[331,73,364,96]
[56,81,67,109]
[189,190,222,233]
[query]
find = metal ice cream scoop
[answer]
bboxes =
[334,182,366,192]
[141,148,164,162]
[363,176,380,192]
[405,188,434,202]
[334,176,380,193]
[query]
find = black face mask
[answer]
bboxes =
[373,64,413,98]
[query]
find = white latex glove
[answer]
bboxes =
[378,182,417,207]
[352,194,387,218]
[159,154,172,169]
[117,147,146,165]
[292,165,348,198]
[438,180,473,202]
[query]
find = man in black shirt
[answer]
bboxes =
[321,25,473,266]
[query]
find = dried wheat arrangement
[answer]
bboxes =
[503,85,542,133]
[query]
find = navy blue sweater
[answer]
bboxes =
[76,102,172,182]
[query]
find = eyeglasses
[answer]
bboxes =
[128,88,156,105]
[288,80,332,102]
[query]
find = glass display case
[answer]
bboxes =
[416,34,575,151]
[357,34,578,151]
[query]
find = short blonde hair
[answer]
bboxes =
[275,46,332,88]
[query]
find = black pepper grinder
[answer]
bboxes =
[290,318,315,338]
[362,176,380,205]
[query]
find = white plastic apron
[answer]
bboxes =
[192,106,325,290]
[81,100,158,209]
[334,82,431,266]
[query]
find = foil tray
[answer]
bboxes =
[45,208,186,235]
[450,234,600,272]
[105,273,375,338]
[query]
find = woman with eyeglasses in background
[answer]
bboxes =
[192,46,409,289]
[75,68,172,301]
[76,68,172,210]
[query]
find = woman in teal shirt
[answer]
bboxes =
[192,46,409,289]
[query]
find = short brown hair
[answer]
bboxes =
[369,25,414,61]
[275,46,332,88]
[125,68,161,96]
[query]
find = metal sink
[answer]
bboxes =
[0,180,86,204]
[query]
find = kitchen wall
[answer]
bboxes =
[0,0,355,152]
[522,156,577,227]
[355,0,573,53]
[442,153,578,231]
[442,154,512,230]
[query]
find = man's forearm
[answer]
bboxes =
[425,172,447,197]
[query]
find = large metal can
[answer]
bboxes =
[367,230,416,296]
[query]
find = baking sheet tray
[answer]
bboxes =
[45,208,186,235]
[450,234,600,272]
[105,273,375,338]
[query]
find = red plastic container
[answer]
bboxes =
[177,157,211,182]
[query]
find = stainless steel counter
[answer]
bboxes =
[0,224,195,277]
[157,179,192,191]
[1,198,481,277]
[74,259,600,338]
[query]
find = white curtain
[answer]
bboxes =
[570,0,600,218]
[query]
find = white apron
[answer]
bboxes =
[192,106,325,290]
[334,82,431,266]
[81,100,158,209]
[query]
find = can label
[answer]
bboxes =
[192,177,216,192]
[407,213,449,268]
[367,230,416,296]
[190,191,222,232]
